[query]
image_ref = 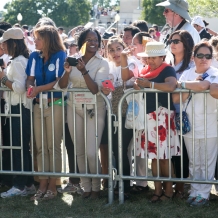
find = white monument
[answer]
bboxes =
[119,0,142,24]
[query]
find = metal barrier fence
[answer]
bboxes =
[117,88,218,203]
[0,88,114,204]
[1,87,218,205]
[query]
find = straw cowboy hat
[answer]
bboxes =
[156,0,192,22]
[137,42,167,57]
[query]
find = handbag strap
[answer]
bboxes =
[184,95,192,112]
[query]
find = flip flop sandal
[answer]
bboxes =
[150,193,162,203]
[160,193,173,202]
[42,190,57,201]
[30,189,45,201]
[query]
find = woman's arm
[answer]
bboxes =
[178,80,210,92]
[121,48,134,81]
[135,76,177,92]
[58,61,71,89]
[206,28,217,36]
[77,58,99,94]
[26,75,35,88]
[27,76,60,98]
[210,83,218,98]
[0,62,26,93]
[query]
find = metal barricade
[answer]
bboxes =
[117,88,218,204]
[0,88,114,204]
[1,86,218,205]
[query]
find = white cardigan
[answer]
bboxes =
[3,55,32,110]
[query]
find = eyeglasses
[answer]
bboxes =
[195,53,212,59]
[167,39,181,45]
[164,8,174,13]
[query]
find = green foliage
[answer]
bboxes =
[188,0,218,18]
[3,0,91,27]
[91,0,120,7]
[141,0,218,27]
[142,0,166,26]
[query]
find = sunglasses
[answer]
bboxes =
[164,8,174,13]
[167,39,181,45]
[195,53,212,59]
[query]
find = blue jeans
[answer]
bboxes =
[3,104,34,190]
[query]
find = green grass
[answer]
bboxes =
[1,184,218,218]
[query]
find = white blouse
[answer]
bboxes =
[3,55,32,110]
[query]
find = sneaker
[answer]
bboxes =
[186,196,196,204]
[1,186,26,198]
[57,183,83,195]
[190,195,209,207]
[22,184,36,196]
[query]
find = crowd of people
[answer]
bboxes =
[0,0,218,207]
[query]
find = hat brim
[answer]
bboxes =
[156,1,191,22]
[137,51,167,57]
[0,37,7,43]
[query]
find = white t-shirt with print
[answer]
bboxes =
[108,57,138,88]
[130,55,144,73]
[179,66,218,138]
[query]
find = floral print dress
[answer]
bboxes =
[135,107,180,159]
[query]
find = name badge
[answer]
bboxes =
[48,63,55,71]
[73,92,95,104]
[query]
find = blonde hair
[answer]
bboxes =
[34,25,65,58]
[210,36,218,60]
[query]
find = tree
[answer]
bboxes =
[188,0,218,18]
[91,0,120,7]
[3,0,91,27]
[142,0,165,26]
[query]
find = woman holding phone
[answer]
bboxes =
[26,25,66,201]
[58,28,109,199]
[100,36,138,199]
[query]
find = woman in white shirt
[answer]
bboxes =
[173,41,218,207]
[0,28,35,198]
[168,30,194,199]
[58,28,109,199]
[100,37,138,199]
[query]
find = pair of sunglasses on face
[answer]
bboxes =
[164,8,174,13]
[195,53,212,59]
[167,39,181,45]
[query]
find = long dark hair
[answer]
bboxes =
[7,38,29,59]
[169,30,194,73]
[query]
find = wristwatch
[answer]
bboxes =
[1,75,8,85]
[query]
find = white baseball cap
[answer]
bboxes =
[191,16,205,28]
[0,28,24,43]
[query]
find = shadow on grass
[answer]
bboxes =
[0,186,218,218]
